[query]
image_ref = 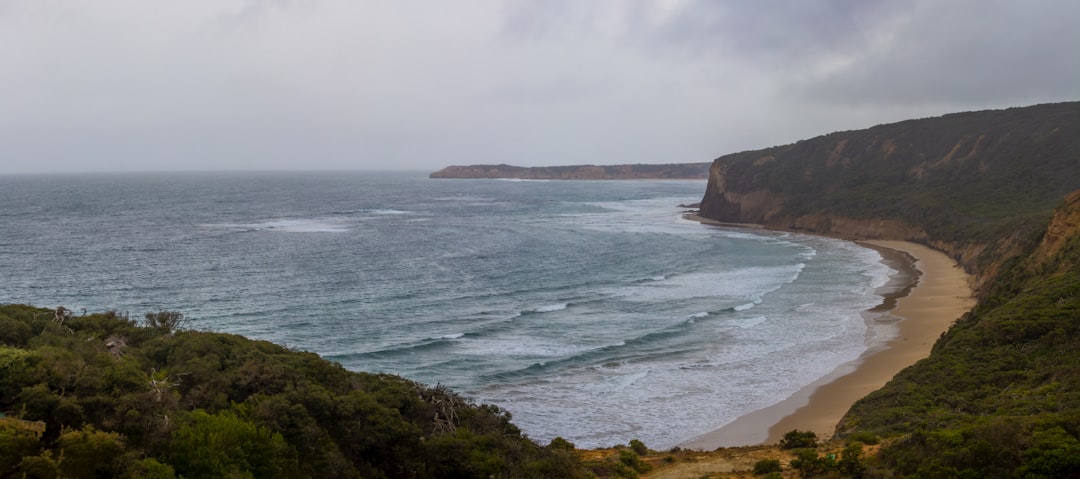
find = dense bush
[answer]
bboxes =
[752,458,782,475]
[779,429,818,449]
[0,304,587,478]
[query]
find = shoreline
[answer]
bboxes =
[678,219,975,449]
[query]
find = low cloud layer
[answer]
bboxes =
[2,0,1077,173]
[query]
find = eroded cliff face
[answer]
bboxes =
[702,161,930,239]
[1033,189,1080,269]
[699,160,1048,292]
[696,102,1080,293]
[698,162,785,223]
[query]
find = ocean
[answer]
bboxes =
[0,171,893,449]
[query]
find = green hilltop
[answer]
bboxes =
[697,101,1080,477]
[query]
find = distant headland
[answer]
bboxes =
[429,163,711,180]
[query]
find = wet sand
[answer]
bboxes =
[679,239,975,449]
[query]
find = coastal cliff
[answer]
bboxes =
[697,101,1080,290]
[430,163,710,180]
[695,101,1080,477]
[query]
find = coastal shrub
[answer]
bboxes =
[629,438,649,455]
[549,436,575,450]
[846,431,879,445]
[838,442,867,477]
[1016,425,1080,477]
[789,448,836,477]
[129,458,177,479]
[0,303,593,477]
[56,426,129,479]
[618,449,651,474]
[0,423,41,475]
[168,409,294,478]
[17,452,60,479]
[752,458,782,475]
[779,429,818,449]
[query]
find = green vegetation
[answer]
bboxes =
[752,458,782,475]
[6,102,1080,478]
[840,231,1080,477]
[700,102,1080,273]
[779,430,819,449]
[700,102,1080,476]
[0,305,586,478]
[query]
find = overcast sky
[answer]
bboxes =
[2,0,1078,174]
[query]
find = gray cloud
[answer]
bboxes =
[795,0,1080,107]
[0,0,1076,174]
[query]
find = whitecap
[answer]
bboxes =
[533,303,568,313]
[689,312,709,319]
[732,301,757,312]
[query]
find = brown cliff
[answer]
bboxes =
[1032,189,1080,270]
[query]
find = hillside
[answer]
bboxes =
[834,190,1080,477]
[698,101,1080,289]
[430,163,710,180]
[697,101,1080,477]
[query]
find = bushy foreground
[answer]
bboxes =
[0,305,585,478]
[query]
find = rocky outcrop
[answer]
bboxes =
[430,163,711,180]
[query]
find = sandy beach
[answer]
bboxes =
[679,238,975,449]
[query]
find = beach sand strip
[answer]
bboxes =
[679,239,975,449]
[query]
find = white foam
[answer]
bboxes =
[608,264,804,305]
[533,303,568,313]
[604,371,648,392]
[732,301,757,312]
[689,312,709,318]
[439,333,465,340]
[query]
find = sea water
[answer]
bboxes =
[0,171,891,449]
